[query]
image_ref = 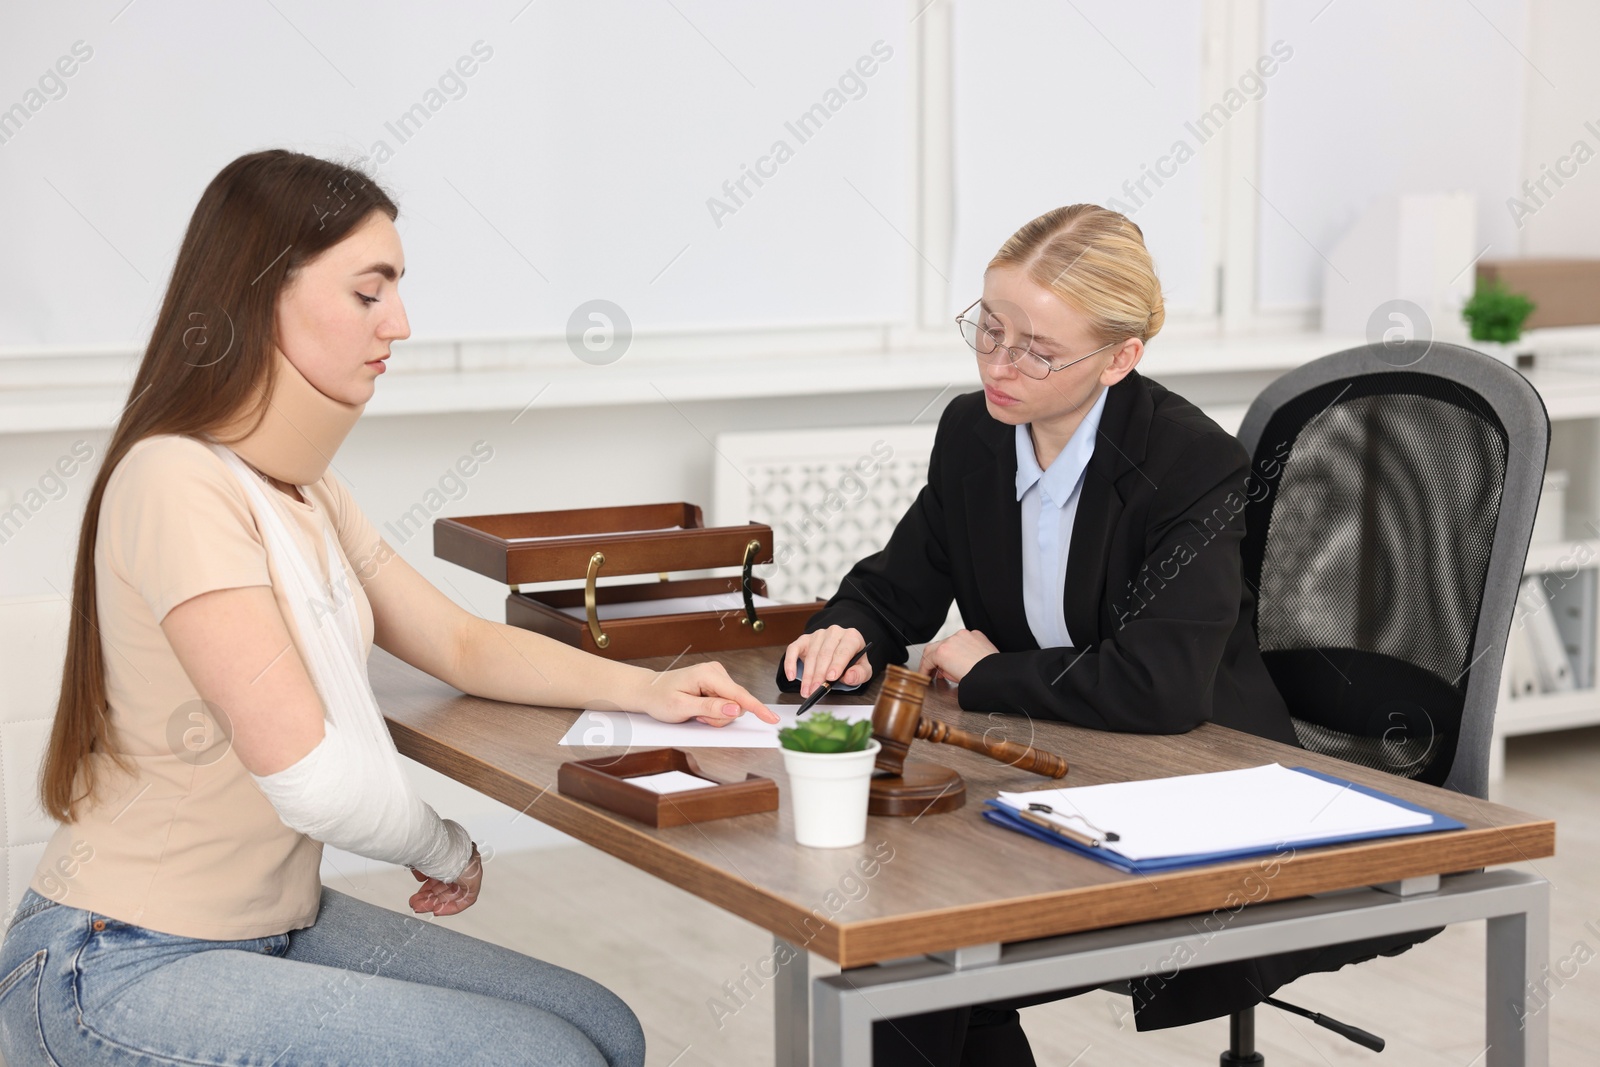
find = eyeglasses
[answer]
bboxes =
[955,298,1117,380]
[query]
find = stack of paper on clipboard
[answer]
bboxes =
[983,764,1464,874]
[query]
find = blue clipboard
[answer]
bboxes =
[980,766,1467,874]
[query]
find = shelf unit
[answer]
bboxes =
[1491,356,1600,778]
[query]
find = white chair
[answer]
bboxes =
[0,593,70,932]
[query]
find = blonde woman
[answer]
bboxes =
[782,205,1307,1064]
[0,149,775,1066]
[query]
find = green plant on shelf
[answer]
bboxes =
[1461,279,1537,343]
[778,711,873,753]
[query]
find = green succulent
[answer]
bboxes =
[779,711,873,753]
[1461,279,1537,343]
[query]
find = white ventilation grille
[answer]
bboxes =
[712,425,959,646]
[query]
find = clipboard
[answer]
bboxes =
[980,766,1467,874]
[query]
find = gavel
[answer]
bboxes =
[872,664,1069,779]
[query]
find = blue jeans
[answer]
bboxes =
[0,885,645,1066]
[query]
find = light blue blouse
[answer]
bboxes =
[800,387,1108,685]
[1014,387,1108,649]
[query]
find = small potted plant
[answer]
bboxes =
[778,712,881,848]
[1461,279,1537,365]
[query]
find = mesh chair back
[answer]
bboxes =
[1237,342,1548,798]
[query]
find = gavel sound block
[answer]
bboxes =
[868,664,1070,817]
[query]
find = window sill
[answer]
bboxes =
[0,329,1374,435]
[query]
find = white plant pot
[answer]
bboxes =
[780,739,881,848]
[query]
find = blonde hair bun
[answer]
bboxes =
[988,204,1165,345]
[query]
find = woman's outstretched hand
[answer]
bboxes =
[637,660,779,728]
[409,842,482,917]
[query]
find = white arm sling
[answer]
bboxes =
[207,441,473,882]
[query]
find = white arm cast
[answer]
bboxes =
[251,719,475,882]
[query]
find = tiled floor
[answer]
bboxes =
[332,727,1600,1065]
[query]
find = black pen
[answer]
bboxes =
[796,642,873,717]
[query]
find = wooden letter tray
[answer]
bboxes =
[558,748,778,828]
[433,501,822,659]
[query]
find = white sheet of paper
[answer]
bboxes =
[505,525,683,543]
[623,770,719,794]
[555,592,781,621]
[997,763,1433,862]
[559,703,874,748]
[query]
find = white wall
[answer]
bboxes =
[0,1,910,349]
[1256,0,1529,314]
[950,0,1211,319]
[1517,0,1600,255]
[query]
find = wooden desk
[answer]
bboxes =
[373,645,1554,1066]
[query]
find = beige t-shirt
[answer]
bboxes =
[30,433,381,940]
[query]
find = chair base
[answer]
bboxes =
[1221,1007,1264,1065]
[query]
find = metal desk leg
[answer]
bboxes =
[812,969,874,1067]
[775,937,809,1067]
[1486,882,1550,1067]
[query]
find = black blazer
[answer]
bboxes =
[787,370,1298,747]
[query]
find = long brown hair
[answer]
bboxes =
[41,150,398,822]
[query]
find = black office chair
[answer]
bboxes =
[1213,339,1550,1062]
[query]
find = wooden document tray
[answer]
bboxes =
[558,748,779,827]
[433,502,822,659]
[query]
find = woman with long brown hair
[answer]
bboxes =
[0,149,773,1065]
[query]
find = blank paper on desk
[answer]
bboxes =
[559,704,874,748]
[997,764,1434,862]
[555,592,781,622]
